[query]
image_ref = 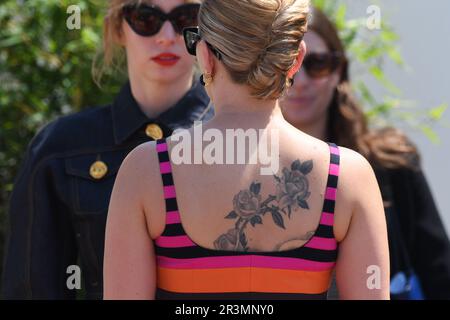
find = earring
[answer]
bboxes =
[200,72,213,87]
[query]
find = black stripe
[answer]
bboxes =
[161,172,174,186]
[155,244,338,262]
[330,153,340,165]
[156,288,327,300]
[157,138,166,145]
[162,223,335,241]
[157,150,170,163]
[322,199,335,213]
[165,198,178,212]
[315,224,335,238]
[162,223,185,236]
[327,174,338,189]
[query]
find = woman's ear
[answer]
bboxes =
[197,40,215,75]
[288,40,307,78]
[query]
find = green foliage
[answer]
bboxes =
[0,0,124,283]
[312,0,447,143]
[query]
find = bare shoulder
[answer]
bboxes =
[117,141,160,185]
[338,146,378,196]
[333,146,379,242]
[114,141,166,236]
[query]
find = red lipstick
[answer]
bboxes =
[151,53,180,67]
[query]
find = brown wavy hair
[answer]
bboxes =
[310,7,419,170]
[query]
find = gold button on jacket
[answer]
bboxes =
[145,123,164,140]
[90,161,108,180]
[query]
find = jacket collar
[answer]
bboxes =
[112,80,211,145]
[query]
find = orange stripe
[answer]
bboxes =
[157,267,332,294]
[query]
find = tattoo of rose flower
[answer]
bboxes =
[215,159,313,252]
[275,159,313,214]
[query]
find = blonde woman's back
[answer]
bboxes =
[147,116,343,252]
[103,0,390,300]
[103,112,389,299]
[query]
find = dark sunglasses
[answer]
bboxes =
[183,27,222,60]
[302,52,343,79]
[122,3,200,37]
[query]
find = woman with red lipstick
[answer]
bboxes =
[280,7,450,299]
[2,0,211,300]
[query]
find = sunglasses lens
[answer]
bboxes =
[171,4,200,34]
[184,29,199,55]
[124,6,162,36]
[124,4,200,37]
[304,53,340,79]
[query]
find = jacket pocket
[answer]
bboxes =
[65,150,128,214]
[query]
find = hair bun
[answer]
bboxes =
[199,0,310,100]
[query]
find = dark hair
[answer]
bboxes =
[309,7,419,170]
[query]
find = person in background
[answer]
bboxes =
[103,0,390,300]
[281,6,450,299]
[2,0,212,299]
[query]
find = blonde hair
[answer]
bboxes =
[92,0,200,86]
[199,0,310,100]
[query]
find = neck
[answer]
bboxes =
[129,74,193,119]
[209,82,284,128]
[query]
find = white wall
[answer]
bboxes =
[342,0,450,233]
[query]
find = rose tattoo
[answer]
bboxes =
[214,159,314,251]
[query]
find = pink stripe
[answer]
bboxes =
[320,212,334,226]
[325,187,337,201]
[155,235,196,248]
[164,186,176,199]
[166,211,181,224]
[329,163,339,176]
[156,143,168,152]
[330,146,340,155]
[156,255,335,271]
[159,161,172,174]
[304,237,337,251]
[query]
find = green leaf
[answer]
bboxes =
[429,104,448,121]
[0,35,23,48]
[335,4,347,29]
[418,125,440,145]
[386,47,404,66]
[369,65,402,95]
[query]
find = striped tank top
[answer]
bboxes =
[154,138,340,300]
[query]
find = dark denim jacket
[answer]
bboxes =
[1,81,212,299]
